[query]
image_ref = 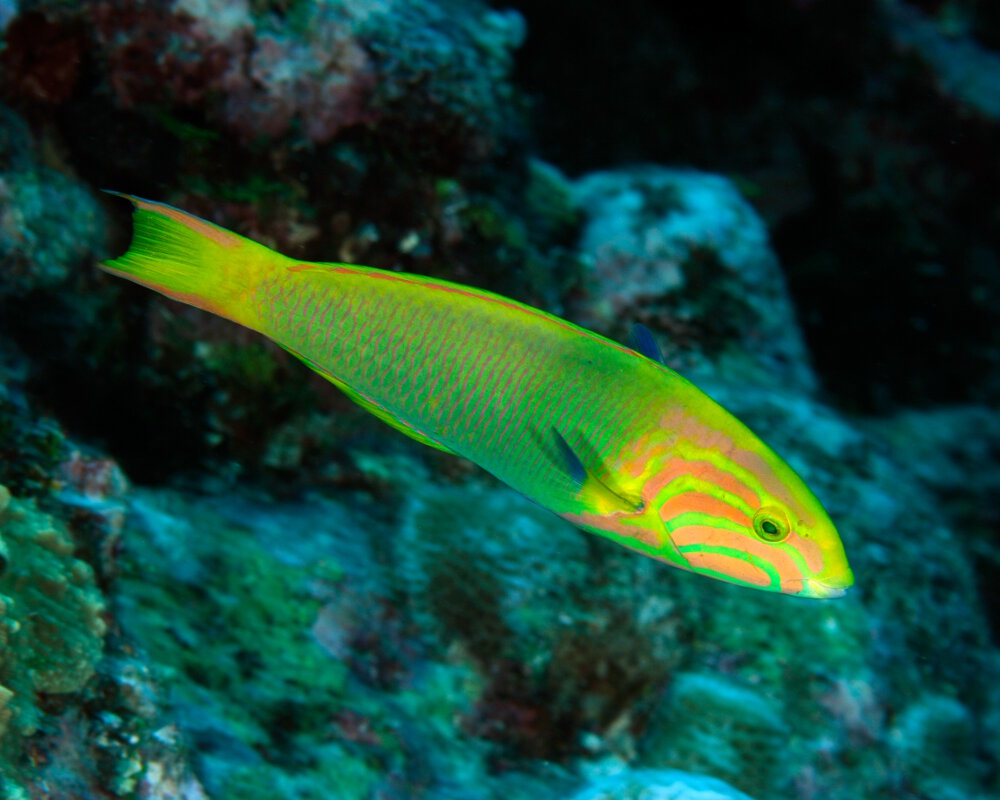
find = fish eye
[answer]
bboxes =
[753,508,789,543]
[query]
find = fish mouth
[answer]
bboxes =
[784,571,854,599]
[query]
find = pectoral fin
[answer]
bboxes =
[552,428,643,515]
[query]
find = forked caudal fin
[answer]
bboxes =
[99,192,287,328]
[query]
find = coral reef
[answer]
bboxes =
[0,384,68,499]
[0,484,107,792]
[81,0,524,156]
[0,0,554,486]
[1,394,991,797]
[111,488,380,799]
[0,0,525,204]
[0,0,997,797]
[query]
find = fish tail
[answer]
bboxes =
[99,192,287,328]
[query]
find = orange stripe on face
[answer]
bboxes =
[563,508,663,550]
[789,532,824,575]
[670,524,805,585]
[658,490,752,529]
[670,524,743,549]
[727,447,811,523]
[683,551,772,588]
[651,408,815,526]
[645,458,760,510]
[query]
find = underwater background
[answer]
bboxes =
[0,0,998,797]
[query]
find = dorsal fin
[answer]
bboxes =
[627,323,665,364]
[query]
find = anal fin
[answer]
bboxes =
[281,345,457,454]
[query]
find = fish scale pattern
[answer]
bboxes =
[260,263,661,501]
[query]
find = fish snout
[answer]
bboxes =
[785,569,855,599]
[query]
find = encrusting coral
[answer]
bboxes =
[0,483,107,785]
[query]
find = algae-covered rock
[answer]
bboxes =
[113,489,365,798]
[572,167,814,392]
[0,483,107,776]
[396,481,687,760]
[0,396,985,799]
[639,673,787,800]
[398,482,592,662]
[890,694,988,800]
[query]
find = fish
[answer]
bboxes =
[100,193,853,598]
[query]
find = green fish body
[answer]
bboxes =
[102,195,853,598]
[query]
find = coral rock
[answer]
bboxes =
[639,673,787,800]
[571,767,757,800]
[890,694,987,799]
[572,167,815,391]
[0,485,107,788]
[0,105,104,298]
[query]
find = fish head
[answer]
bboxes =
[647,407,854,599]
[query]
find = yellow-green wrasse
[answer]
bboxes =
[102,195,853,599]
